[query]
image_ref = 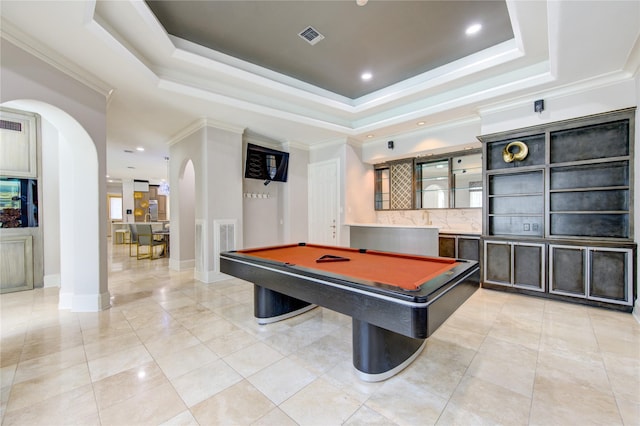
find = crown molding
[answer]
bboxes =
[166,118,205,146]
[244,130,284,149]
[282,140,310,151]
[167,117,245,146]
[203,118,245,135]
[1,19,113,97]
[308,137,350,151]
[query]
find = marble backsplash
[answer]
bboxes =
[376,209,482,233]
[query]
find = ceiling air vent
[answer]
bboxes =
[299,26,324,45]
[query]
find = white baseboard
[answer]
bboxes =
[58,290,111,312]
[43,273,61,288]
[633,299,640,324]
[58,291,73,310]
[194,270,231,283]
[169,258,195,271]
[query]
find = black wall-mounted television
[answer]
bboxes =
[244,143,289,185]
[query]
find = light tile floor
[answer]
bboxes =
[1,242,639,425]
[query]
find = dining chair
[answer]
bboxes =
[128,224,139,257]
[136,224,166,260]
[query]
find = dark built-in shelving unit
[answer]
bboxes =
[479,108,636,311]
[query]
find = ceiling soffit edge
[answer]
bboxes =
[0,19,112,97]
[504,0,527,53]
[363,115,482,147]
[90,13,160,83]
[624,34,640,77]
[353,40,523,110]
[154,54,555,137]
[157,62,558,144]
[352,63,553,133]
[477,70,637,117]
[157,79,354,134]
[154,31,526,117]
[154,65,354,127]
[169,35,354,109]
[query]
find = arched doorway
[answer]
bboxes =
[1,100,109,311]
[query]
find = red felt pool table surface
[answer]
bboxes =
[237,243,459,291]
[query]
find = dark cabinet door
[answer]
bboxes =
[458,237,480,261]
[550,246,586,296]
[550,245,633,305]
[485,241,545,290]
[484,241,511,284]
[589,248,631,304]
[439,236,456,258]
[513,244,544,291]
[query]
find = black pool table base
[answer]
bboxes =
[352,319,427,382]
[257,303,318,324]
[254,284,434,382]
[254,285,318,324]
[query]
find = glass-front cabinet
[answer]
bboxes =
[374,150,482,210]
[374,168,390,210]
[452,153,482,208]
[416,159,449,209]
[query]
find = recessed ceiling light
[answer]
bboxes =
[367,134,374,138]
[417,121,426,126]
[361,72,372,81]
[466,23,482,36]
[136,147,144,152]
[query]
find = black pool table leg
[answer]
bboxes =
[352,319,426,382]
[254,285,317,324]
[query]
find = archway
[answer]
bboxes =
[1,100,109,311]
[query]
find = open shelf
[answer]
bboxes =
[480,108,636,309]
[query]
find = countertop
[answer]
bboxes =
[345,223,480,235]
[439,229,481,235]
[345,223,439,229]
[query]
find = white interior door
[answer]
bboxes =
[308,159,339,245]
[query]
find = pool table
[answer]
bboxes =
[220,243,479,381]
